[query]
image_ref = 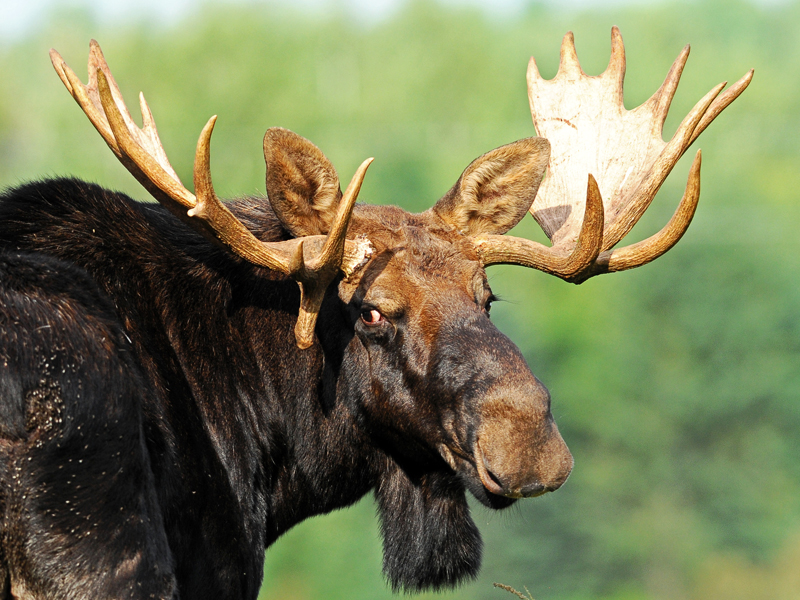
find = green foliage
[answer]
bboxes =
[1,1,798,599]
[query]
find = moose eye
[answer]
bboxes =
[482,294,497,317]
[360,309,385,326]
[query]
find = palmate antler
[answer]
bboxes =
[474,27,753,282]
[50,41,373,349]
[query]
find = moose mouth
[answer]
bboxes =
[438,443,518,510]
[473,441,549,498]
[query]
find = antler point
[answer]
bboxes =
[558,30,583,77]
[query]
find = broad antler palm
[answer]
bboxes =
[474,27,753,282]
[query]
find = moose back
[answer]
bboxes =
[0,30,750,599]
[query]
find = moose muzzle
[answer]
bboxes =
[475,389,573,498]
[460,326,573,498]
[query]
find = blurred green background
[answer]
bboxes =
[1,0,798,598]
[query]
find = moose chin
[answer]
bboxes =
[0,28,750,599]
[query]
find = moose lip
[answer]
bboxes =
[472,442,551,499]
[442,441,552,502]
[473,441,507,497]
[437,442,519,507]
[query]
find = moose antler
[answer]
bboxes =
[474,27,753,282]
[50,41,373,349]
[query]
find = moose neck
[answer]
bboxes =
[129,196,383,543]
[0,180,382,589]
[253,315,381,543]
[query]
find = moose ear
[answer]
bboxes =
[263,127,343,237]
[375,461,482,592]
[431,137,550,236]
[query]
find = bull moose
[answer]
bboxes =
[0,28,750,599]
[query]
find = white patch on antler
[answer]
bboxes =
[528,27,732,252]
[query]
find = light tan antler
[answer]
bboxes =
[475,27,753,282]
[50,41,373,349]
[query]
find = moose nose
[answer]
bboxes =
[474,400,573,498]
[475,435,572,498]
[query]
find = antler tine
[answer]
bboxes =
[88,41,136,146]
[185,114,286,268]
[191,115,219,215]
[50,48,119,158]
[97,69,196,210]
[558,32,584,78]
[600,79,725,251]
[474,174,604,280]
[52,41,192,218]
[137,93,182,183]
[569,175,606,274]
[527,56,542,82]
[603,25,626,98]
[293,158,374,349]
[580,150,701,282]
[317,158,374,269]
[689,68,754,146]
[50,50,73,93]
[649,44,690,136]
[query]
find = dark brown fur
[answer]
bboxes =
[0,132,570,598]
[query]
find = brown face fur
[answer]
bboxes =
[337,205,573,507]
[265,127,572,508]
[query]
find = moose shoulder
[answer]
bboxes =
[0,29,750,599]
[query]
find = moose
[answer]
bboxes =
[0,28,750,599]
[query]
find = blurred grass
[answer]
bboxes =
[1,1,799,599]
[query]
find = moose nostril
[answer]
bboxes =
[474,441,506,496]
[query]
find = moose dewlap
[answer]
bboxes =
[0,28,750,599]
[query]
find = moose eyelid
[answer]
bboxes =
[363,296,405,319]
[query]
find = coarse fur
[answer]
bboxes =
[0,133,572,598]
[0,250,176,598]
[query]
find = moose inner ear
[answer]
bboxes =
[264,127,343,237]
[431,137,550,236]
